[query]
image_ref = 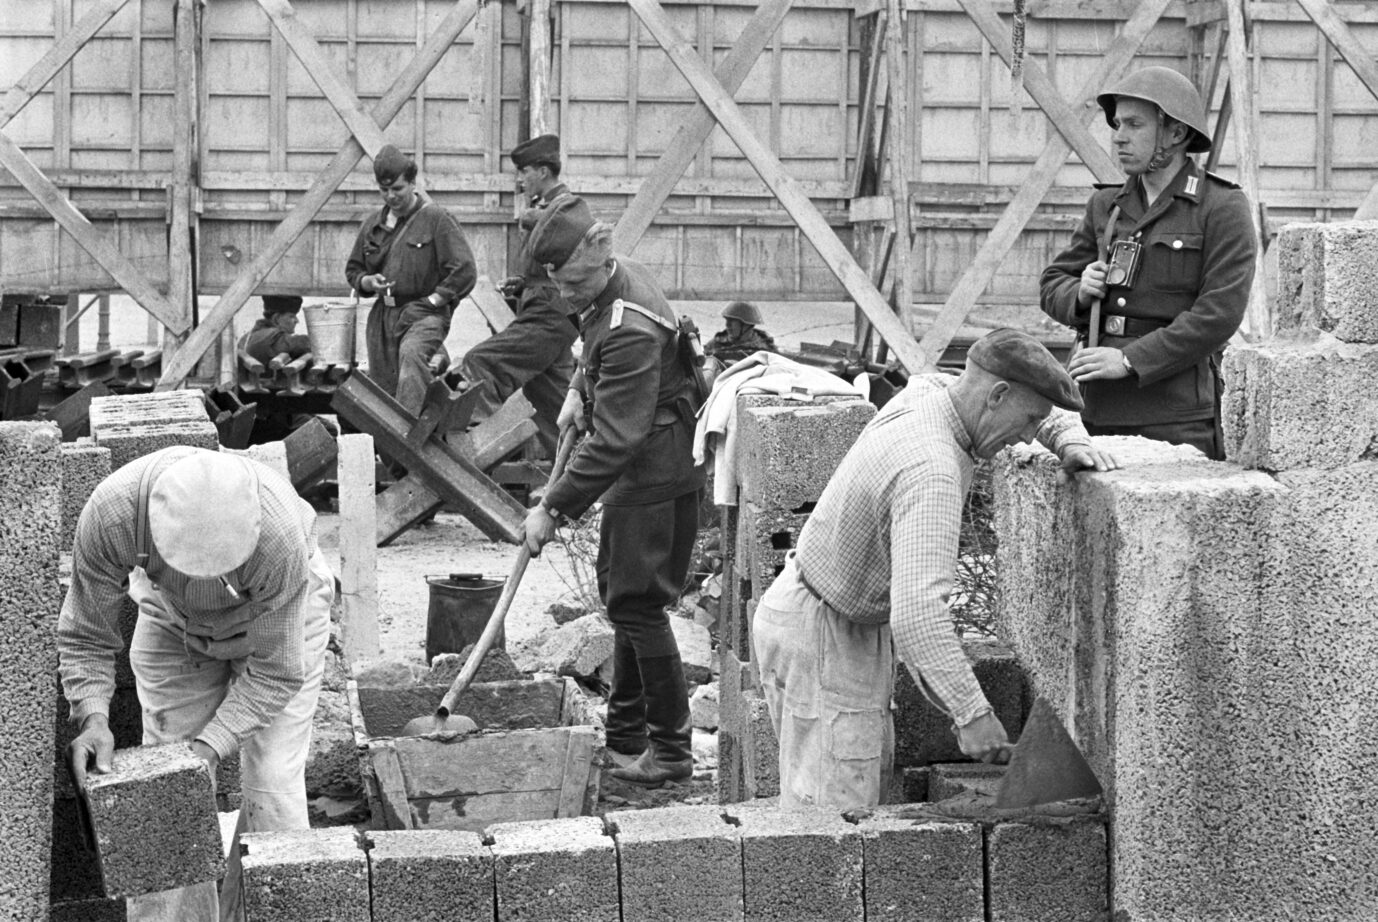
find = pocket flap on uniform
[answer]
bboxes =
[407,236,433,249]
[1148,231,1203,252]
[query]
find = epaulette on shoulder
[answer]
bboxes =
[1203,170,1242,190]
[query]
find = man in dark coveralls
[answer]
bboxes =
[1040,65,1256,460]
[345,144,477,416]
[521,195,705,787]
[460,133,579,454]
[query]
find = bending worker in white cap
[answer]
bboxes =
[59,446,333,922]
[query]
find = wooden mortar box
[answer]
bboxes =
[348,676,605,832]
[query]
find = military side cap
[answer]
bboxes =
[968,328,1084,412]
[261,294,303,316]
[372,144,414,185]
[528,194,596,271]
[149,449,263,578]
[511,133,561,170]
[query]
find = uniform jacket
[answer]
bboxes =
[543,258,704,517]
[1040,158,1256,426]
[345,192,478,311]
[513,182,578,331]
[240,319,311,366]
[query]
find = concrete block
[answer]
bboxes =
[367,829,493,922]
[609,805,741,922]
[670,614,713,685]
[1274,220,1378,343]
[92,424,221,471]
[899,766,929,803]
[51,796,104,901]
[742,693,779,799]
[736,396,875,511]
[48,897,127,922]
[717,649,761,804]
[725,803,863,922]
[1222,336,1378,470]
[856,810,983,922]
[986,818,1107,922]
[488,816,618,922]
[88,391,207,430]
[721,572,754,663]
[240,827,368,922]
[737,501,808,588]
[926,762,1005,802]
[82,744,223,898]
[60,442,111,550]
[894,639,1031,767]
[535,613,616,677]
[0,421,62,922]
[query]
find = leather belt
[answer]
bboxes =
[1101,314,1168,338]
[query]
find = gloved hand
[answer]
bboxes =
[955,710,1011,764]
[67,713,114,790]
[557,388,586,433]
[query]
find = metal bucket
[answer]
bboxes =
[425,574,506,664]
[302,301,358,364]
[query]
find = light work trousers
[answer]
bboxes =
[125,549,333,922]
[753,552,895,811]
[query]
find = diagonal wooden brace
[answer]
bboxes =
[332,372,526,544]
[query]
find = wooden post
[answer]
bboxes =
[167,0,197,370]
[337,433,380,666]
[528,0,552,137]
[64,293,80,355]
[884,0,912,342]
[1224,0,1269,337]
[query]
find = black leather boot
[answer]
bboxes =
[609,653,693,787]
[603,634,647,756]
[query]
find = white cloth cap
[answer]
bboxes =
[149,450,262,578]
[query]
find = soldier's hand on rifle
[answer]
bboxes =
[1077,261,1109,307]
[557,389,586,433]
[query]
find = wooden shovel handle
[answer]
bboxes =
[433,427,578,719]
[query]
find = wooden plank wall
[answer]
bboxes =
[1,0,1376,314]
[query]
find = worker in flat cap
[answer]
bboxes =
[458,133,579,454]
[59,446,334,922]
[752,329,1118,811]
[1041,65,1256,460]
[239,294,311,366]
[346,143,477,417]
[703,300,778,370]
[521,194,706,787]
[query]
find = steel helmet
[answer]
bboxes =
[1097,66,1211,153]
[722,300,762,325]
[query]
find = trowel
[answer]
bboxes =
[993,697,1103,808]
[399,426,576,737]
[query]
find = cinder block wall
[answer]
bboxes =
[0,422,63,922]
[993,220,1378,922]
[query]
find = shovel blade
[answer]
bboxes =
[994,697,1102,809]
[398,712,478,738]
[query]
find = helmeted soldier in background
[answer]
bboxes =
[521,194,705,788]
[459,133,579,455]
[703,300,777,368]
[1040,65,1256,460]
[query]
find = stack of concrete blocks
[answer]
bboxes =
[81,744,224,898]
[88,391,218,470]
[241,827,370,921]
[60,440,112,550]
[992,216,1378,922]
[718,395,876,803]
[0,422,62,922]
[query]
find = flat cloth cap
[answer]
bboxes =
[528,194,597,271]
[968,328,1084,412]
[372,144,415,185]
[261,294,303,316]
[149,450,262,578]
[511,133,561,170]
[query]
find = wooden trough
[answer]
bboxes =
[347,676,604,832]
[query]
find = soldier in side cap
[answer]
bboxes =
[458,133,578,454]
[239,294,311,366]
[752,329,1119,811]
[1041,65,1257,460]
[346,144,477,416]
[59,447,334,921]
[521,195,706,788]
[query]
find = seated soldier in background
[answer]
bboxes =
[240,295,311,366]
[704,300,777,369]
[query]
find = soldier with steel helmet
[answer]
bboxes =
[1040,65,1257,459]
[703,300,777,369]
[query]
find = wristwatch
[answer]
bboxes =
[542,502,563,523]
[426,293,443,308]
